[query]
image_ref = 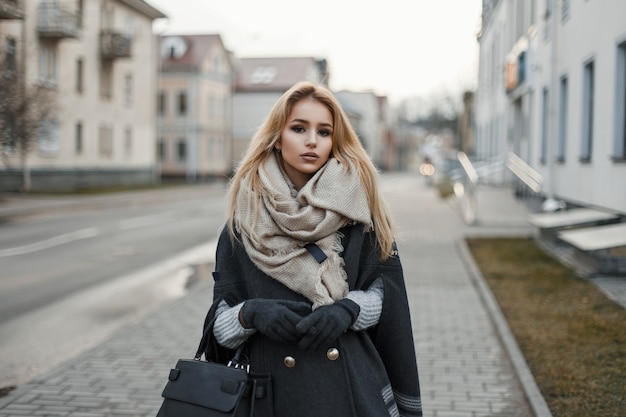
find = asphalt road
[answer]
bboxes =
[0,175,424,388]
[0,183,229,386]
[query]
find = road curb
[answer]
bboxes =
[456,238,554,417]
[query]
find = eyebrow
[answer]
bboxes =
[290,118,333,128]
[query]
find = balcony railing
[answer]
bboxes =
[100,30,132,59]
[0,0,24,20]
[38,2,80,39]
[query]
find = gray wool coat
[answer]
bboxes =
[205,223,423,417]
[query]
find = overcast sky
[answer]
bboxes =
[148,0,482,104]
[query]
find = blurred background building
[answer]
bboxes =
[231,56,329,165]
[475,0,626,214]
[0,0,165,191]
[157,34,234,181]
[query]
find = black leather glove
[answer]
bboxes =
[240,299,312,344]
[296,298,360,351]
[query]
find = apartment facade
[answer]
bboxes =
[157,34,234,180]
[0,0,165,191]
[476,0,626,213]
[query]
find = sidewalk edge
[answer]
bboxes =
[456,238,554,417]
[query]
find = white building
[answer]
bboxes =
[0,0,165,191]
[476,0,626,214]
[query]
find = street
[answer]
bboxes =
[0,172,536,391]
[0,175,424,388]
[0,183,229,386]
[0,172,546,417]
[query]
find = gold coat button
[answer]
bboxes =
[326,348,340,361]
[283,356,296,368]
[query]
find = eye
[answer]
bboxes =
[318,129,332,137]
[291,126,305,133]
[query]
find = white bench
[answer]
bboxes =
[528,208,620,244]
[528,208,619,229]
[558,223,626,251]
[556,223,626,275]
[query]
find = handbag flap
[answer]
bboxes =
[162,359,248,412]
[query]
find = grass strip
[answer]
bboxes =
[466,237,626,417]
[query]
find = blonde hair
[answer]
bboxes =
[227,81,395,260]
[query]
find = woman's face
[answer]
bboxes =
[277,98,333,190]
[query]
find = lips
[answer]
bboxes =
[301,152,319,161]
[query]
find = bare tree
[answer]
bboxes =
[0,47,56,191]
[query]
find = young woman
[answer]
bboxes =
[206,81,422,417]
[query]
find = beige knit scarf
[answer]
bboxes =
[234,153,372,309]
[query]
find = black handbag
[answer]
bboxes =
[156,308,272,417]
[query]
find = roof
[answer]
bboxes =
[118,0,167,19]
[159,34,230,71]
[234,57,326,92]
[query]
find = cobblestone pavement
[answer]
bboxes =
[3,176,618,417]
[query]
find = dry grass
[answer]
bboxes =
[466,237,626,417]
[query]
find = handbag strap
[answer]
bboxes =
[194,322,215,360]
[195,301,249,370]
[195,300,220,360]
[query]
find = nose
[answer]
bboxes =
[304,131,317,147]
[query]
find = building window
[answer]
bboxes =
[77,0,84,27]
[3,114,16,153]
[177,139,186,161]
[75,122,83,154]
[158,91,166,115]
[177,91,187,115]
[39,117,59,155]
[209,94,222,121]
[100,61,113,99]
[99,124,113,157]
[515,0,524,40]
[124,17,135,39]
[581,60,594,162]
[39,44,57,87]
[540,87,549,164]
[124,126,132,157]
[615,41,626,160]
[543,0,553,41]
[124,74,133,105]
[158,139,166,161]
[5,37,16,77]
[76,58,83,92]
[561,0,570,22]
[557,76,568,162]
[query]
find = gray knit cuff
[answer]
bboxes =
[213,300,256,349]
[346,277,384,331]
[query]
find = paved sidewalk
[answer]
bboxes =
[0,176,618,417]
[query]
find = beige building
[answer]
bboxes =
[0,0,165,191]
[157,34,234,180]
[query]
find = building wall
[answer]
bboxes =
[231,57,328,166]
[0,0,164,191]
[157,36,233,179]
[543,0,626,212]
[335,90,385,167]
[476,0,514,162]
[232,92,282,163]
[476,0,626,213]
